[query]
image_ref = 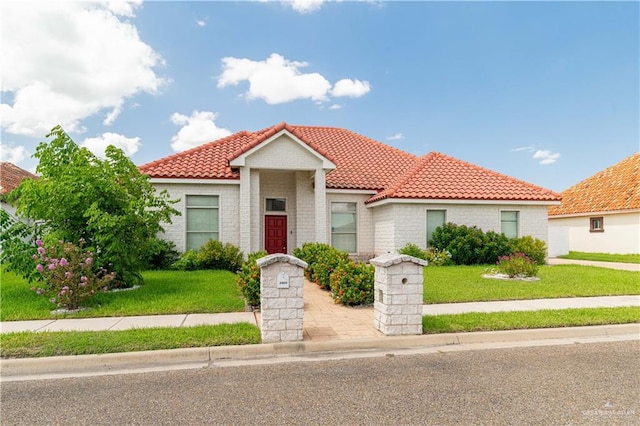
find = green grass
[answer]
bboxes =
[0,269,245,321]
[424,264,639,304]
[0,323,261,358]
[422,307,640,333]
[558,251,640,264]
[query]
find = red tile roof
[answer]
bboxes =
[139,123,560,203]
[548,152,640,216]
[0,162,38,195]
[367,152,561,203]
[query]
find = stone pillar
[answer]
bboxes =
[239,166,251,256]
[370,253,427,336]
[257,254,308,343]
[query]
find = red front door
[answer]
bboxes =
[265,215,287,254]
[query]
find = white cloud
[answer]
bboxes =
[331,79,371,98]
[218,53,332,104]
[0,143,29,164]
[217,53,370,105]
[533,150,560,165]
[81,133,141,157]
[329,104,342,110]
[170,111,232,152]
[0,1,167,136]
[285,0,325,14]
[386,133,404,141]
[511,145,534,152]
[196,18,206,27]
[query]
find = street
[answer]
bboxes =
[1,341,638,425]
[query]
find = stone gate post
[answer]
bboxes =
[256,254,308,343]
[370,253,427,336]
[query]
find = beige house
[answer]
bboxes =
[140,123,561,257]
[548,152,640,256]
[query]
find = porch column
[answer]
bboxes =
[250,169,261,252]
[314,168,327,243]
[239,166,251,256]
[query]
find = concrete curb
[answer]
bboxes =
[2,324,638,380]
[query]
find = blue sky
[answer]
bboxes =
[1,0,638,192]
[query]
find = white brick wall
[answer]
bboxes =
[371,202,551,255]
[245,135,322,170]
[152,182,240,252]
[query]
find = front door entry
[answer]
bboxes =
[265,215,287,254]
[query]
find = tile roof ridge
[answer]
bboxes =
[139,130,251,170]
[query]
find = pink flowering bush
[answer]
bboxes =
[32,239,115,311]
[496,252,539,278]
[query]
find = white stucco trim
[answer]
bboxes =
[549,208,640,219]
[326,189,378,195]
[366,198,561,208]
[229,129,336,170]
[149,178,239,185]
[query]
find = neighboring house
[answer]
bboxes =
[548,152,640,256]
[139,123,561,258]
[0,162,38,219]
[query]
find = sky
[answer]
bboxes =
[1,0,638,193]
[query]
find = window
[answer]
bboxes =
[501,211,519,239]
[331,202,357,253]
[186,195,219,250]
[590,217,604,232]
[266,198,286,212]
[426,210,446,246]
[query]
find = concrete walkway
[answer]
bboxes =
[1,280,638,340]
[547,257,640,271]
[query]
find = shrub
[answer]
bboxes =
[424,247,453,266]
[398,243,427,260]
[142,238,180,270]
[329,259,375,306]
[293,242,334,282]
[32,239,115,310]
[196,240,243,272]
[510,236,547,265]
[310,247,349,290]
[496,252,539,278]
[430,223,486,265]
[237,250,268,308]
[480,231,512,265]
[170,250,199,271]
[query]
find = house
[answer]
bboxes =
[139,123,561,258]
[548,152,640,256]
[0,162,38,219]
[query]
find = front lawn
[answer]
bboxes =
[558,251,640,264]
[0,269,245,321]
[424,264,640,304]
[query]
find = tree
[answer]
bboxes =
[10,125,180,287]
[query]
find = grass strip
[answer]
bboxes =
[422,306,640,334]
[557,251,640,264]
[424,264,640,304]
[0,323,261,358]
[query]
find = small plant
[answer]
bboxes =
[32,239,115,311]
[496,252,539,278]
[424,247,453,266]
[196,240,244,272]
[293,243,349,289]
[237,250,268,308]
[510,236,547,265]
[398,243,427,260]
[170,250,199,271]
[142,238,180,270]
[329,259,375,306]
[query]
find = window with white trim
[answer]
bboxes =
[426,210,446,247]
[590,217,604,232]
[331,202,357,253]
[186,195,219,250]
[500,211,519,239]
[266,198,286,212]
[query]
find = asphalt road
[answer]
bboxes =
[1,341,638,425]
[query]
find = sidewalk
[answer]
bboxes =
[547,257,640,271]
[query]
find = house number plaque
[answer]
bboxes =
[277,272,290,289]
